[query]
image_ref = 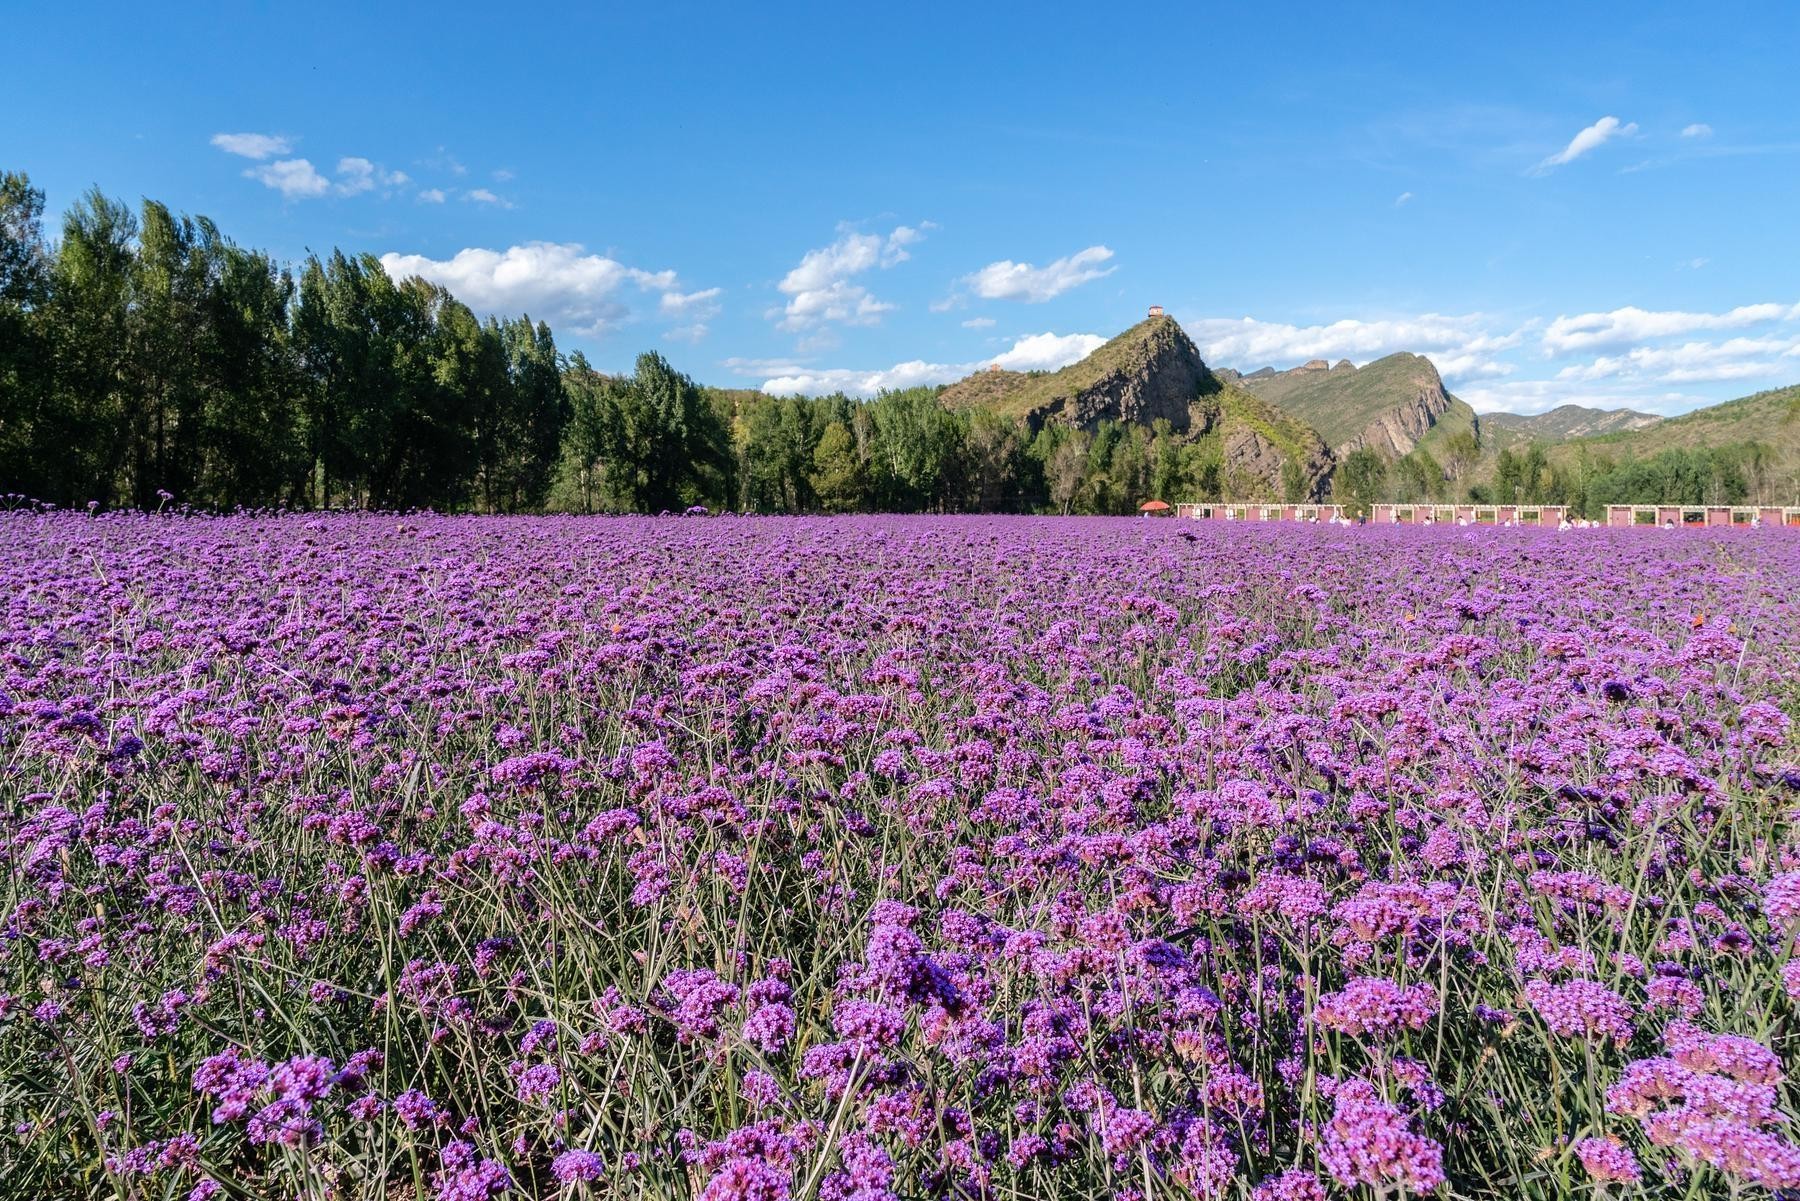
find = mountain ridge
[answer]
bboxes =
[1542,384,1800,469]
[1233,352,1464,457]
[1482,404,1663,449]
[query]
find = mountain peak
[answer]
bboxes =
[941,314,1216,433]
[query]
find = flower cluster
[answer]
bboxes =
[1314,978,1439,1040]
[1318,1078,1446,1194]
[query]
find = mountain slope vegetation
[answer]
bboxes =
[1551,385,1799,462]
[1237,352,1458,455]
[939,316,1336,499]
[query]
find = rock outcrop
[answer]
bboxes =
[1336,365,1456,458]
[1223,421,1334,500]
[940,315,1217,435]
[939,316,1339,498]
[1235,351,1457,457]
[1033,319,1213,433]
[1194,384,1337,501]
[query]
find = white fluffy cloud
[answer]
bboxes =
[774,225,923,332]
[211,132,292,160]
[961,316,996,329]
[465,188,513,208]
[1186,313,1523,380]
[755,330,1103,396]
[417,188,447,204]
[244,158,331,199]
[759,361,964,396]
[1456,379,1715,417]
[963,246,1115,303]
[1542,303,1800,353]
[1556,336,1800,384]
[658,289,722,343]
[991,331,1108,371]
[379,242,702,337]
[335,157,409,196]
[1681,123,1714,139]
[223,137,414,201]
[779,281,894,330]
[660,287,723,318]
[1532,115,1637,173]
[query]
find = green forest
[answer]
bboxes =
[0,171,1786,517]
[1334,439,1781,516]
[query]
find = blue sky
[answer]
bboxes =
[11,1,1800,414]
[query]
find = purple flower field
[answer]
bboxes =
[5,511,1800,1200]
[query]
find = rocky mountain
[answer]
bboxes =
[940,314,1213,434]
[1481,404,1662,449]
[941,314,1335,498]
[1235,352,1467,457]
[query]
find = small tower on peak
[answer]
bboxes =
[1148,304,1165,318]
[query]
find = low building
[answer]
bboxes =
[1175,502,1346,522]
[1168,501,1800,528]
[1605,504,1800,528]
[1373,504,1567,526]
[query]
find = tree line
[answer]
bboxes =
[3,170,1789,517]
[2,172,564,512]
[1333,439,1790,517]
[559,374,1244,516]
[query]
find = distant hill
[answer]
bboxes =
[1235,352,1467,457]
[1547,384,1800,467]
[1429,384,1800,506]
[1482,404,1661,450]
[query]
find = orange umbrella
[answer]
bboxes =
[1139,500,1171,512]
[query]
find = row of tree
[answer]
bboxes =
[1,173,566,512]
[2,170,1789,518]
[1333,439,1786,515]
[1483,442,1794,511]
[554,378,1241,516]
